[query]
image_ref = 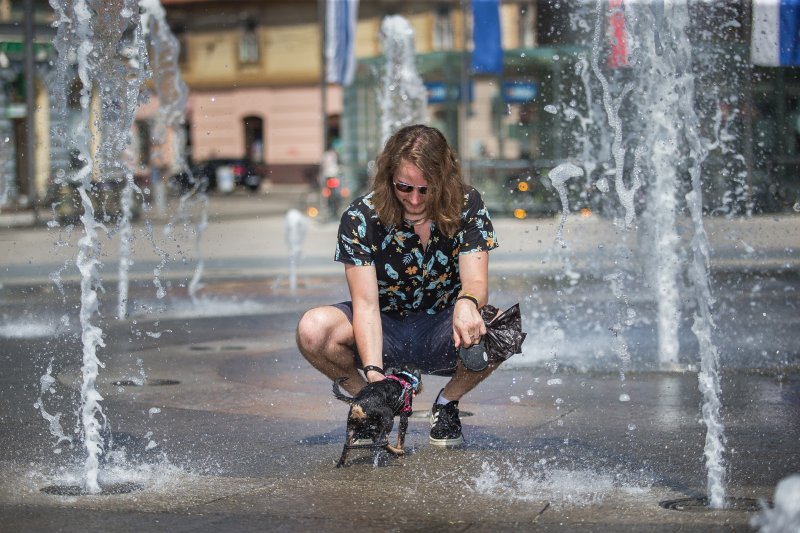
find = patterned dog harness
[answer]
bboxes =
[386,373,416,415]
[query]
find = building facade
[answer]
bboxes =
[0,1,797,215]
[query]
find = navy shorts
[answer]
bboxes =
[332,302,459,376]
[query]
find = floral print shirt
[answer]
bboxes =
[335,187,498,314]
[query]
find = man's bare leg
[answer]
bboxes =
[296,305,366,396]
[440,359,500,402]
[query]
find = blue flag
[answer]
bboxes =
[752,0,800,66]
[326,0,359,85]
[471,0,503,75]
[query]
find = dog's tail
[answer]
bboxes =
[332,377,354,404]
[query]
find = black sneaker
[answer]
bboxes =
[429,395,464,446]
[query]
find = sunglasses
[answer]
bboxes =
[393,181,428,195]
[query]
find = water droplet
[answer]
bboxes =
[619,393,630,402]
[628,423,637,431]
[793,202,800,212]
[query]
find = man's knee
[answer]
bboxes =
[297,308,323,352]
[296,306,349,353]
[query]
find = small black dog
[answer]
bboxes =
[332,364,423,467]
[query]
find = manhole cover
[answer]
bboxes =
[111,378,180,387]
[659,496,767,512]
[41,482,143,496]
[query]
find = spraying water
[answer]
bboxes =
[47,0,181,494]
[579,0,727,507]
[378,15,428,145]
[114,2,151,319]
[50,0,132,494]
[285,209,309,294]
[140,0,203,304]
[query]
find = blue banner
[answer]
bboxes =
[780,0,800,65]
[471,0,503,75]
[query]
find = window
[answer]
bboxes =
[239,20,260,65]
[519,3,536,48]
[433,5,453,51]
[173,25,188,66]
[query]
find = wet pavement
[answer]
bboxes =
[0,193,799,531]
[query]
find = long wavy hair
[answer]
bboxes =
[371,124,466,238]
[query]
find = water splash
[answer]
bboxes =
[33,359,73,451]
[548,163,584,248]
[378,15,428,145]
[473,461,652,508]
[750,474,800,532]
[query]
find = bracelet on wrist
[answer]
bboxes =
[362,365,384,376]
[456,293,480,309]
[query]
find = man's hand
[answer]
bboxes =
[365,369,386,383]
[452,297,487,348]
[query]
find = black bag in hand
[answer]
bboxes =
[459,303,527,371]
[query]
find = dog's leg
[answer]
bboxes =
[386,414,408,455]
[337,418,356,467]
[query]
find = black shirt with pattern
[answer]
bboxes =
[335,187,498,314]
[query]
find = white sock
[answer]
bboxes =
[435,391,451,406]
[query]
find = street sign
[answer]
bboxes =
[425,81,473,104]
[502,81,537,103]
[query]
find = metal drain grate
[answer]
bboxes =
[111,378,180,387]
[189,344,246,351]
[41,482,143,496]
[660,496,766,512]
